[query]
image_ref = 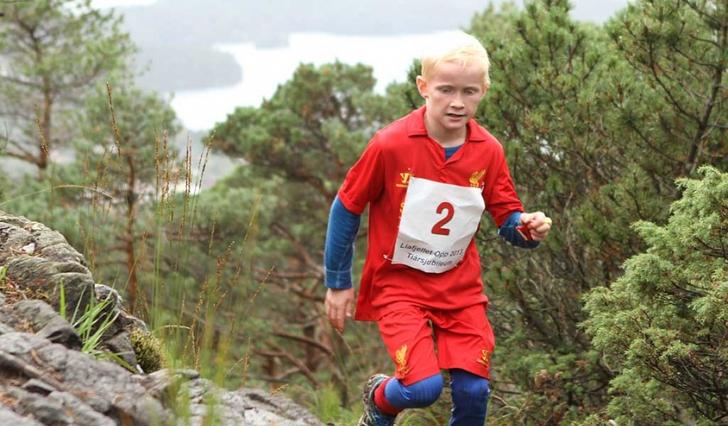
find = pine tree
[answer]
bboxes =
[466,0,727,421]
[0,0,135,176]
[72,83,180,314]
[200,61,406,403]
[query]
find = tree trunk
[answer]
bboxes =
[38,81,52,177]
[125,152,139,314]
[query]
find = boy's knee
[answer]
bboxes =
[450,370,490,402]
[386,373,443,408]
[409,374,444,407]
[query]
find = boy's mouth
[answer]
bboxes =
[446,113,466,118]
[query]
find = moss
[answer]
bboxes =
[130,328,164,373]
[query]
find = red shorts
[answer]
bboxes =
[376,302,495,386]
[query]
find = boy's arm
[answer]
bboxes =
[324,196,361,332]
[324,196,361,288]
[498,211,552,247]
[325,135,385,332]
[482,143,552,245]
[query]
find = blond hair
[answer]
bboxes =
[420,33,491,89]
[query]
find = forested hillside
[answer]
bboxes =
[1,0,726,424]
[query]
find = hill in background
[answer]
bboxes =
[120,0,501,92]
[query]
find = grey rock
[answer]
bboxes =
[181,379,249,426]
[36,343,168,423]
[95,283,124,310]
[0,214,85,267]
[1,299,57,327]
[0,322,14,334]
[48,260,91,274]
[138,368,200,399]
[47,271,95,313]
[0,221,34,264]
[4,256,55,288]
[0,406,43,426]
[0,332,169,424]
[4,256,94,316]
[94,284,147,340]
[185,377,216,402]
[180,381,325,426]
[104,331,139,368]
[1,299,81,349]
[0,211,325,426]
[243,408,309,426]
[0,332,50,355]
[1,385,73,425]
[0,212,140,369]
[117,309,148,331]
[20,242,35,255]
[1,384,117,426]
[22,379,57,395]
[48,391,116,426]
[37,318,82,349]
[236,388,325,426]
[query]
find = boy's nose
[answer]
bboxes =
[450,98,465,108]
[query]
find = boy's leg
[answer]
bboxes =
[377,304,443,385]
[359,374,397,426]
[431,303,495,426]
[448,369,491,426]
[360,304,443,424]
[359,373,444,426]
[382,373,443,408]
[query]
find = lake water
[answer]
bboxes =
[171,31,468,131]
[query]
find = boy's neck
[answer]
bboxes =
[431,133,466,148]
[424,116,468,148]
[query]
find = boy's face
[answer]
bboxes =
[416,61,486,140]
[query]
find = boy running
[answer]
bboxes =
[324,33,552,426]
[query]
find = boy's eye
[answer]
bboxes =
[439,87,453,94]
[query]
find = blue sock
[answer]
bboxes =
[384,373,444,409]
[449,369,490,426]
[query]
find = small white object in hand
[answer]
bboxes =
[21,242,36,255]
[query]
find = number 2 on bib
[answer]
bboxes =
[431,202,454,236]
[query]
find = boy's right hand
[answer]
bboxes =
[325,288,355,333]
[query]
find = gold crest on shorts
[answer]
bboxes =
[477,349,492,369]
[395,344,410,376]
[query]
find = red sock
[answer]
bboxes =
[374,378,403,416]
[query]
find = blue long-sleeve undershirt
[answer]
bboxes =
[324,197,360,289]
[324,145,538,289]
[497,212,541,249]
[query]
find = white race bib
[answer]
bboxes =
[391,176,485,273]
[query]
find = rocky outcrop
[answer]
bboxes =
[0,210,324,426]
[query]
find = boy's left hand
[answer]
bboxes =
[519,211,552,241]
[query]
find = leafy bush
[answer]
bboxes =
[584,166,728,424]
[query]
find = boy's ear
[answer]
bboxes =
[415,75,428,98]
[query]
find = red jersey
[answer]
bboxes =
[338,106,523,321]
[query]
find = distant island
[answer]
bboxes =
[135,44,241,92]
